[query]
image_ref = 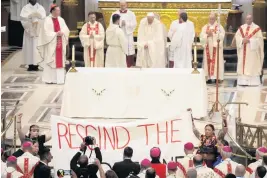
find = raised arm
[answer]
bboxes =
[217,112,228,140]
[95,159,106,178]
[188,109,201,140]
[16,113,26,142]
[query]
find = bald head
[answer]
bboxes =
[235,164,246,177]
[187,168,197,178]
[120,0,127,11]
[246,14,253,25]
[209,13,216,25]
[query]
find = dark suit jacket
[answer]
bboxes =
[34,161,51,178]
[70,147,102,178]
[12,149,24,158]
[112,159,140,178]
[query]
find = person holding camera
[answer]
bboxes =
[70,137,104,178]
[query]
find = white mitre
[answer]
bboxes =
[147,12,155,17]
[120,0,127,3]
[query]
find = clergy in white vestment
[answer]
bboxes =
[136,13,165,68]
[10,0,28,21]
[110,0,137,67]
[166,161,177,178]
[235,15,264,86]
[37,4,70,84]
[2,156,24,178]
[79,11,105,67]
[20,0,46,71]
[37,0,53,15]
[193,154,216,178]
[169,12,194,68]
[246,147,267,175]
[138,159,159,178]
[16,142,40,178]
[106,14,127,68]
[176,142,195,178]
[155,13,168,66]
[214,146,250,178]
[168,9,195,68]
[200,13,225,83]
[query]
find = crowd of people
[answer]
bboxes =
[1,112,267,178]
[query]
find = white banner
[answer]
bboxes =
[51,112,199,174]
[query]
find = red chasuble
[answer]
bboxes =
[52,17,63,68]
[151,164,166,178]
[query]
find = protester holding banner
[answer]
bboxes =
[16,113,51,155]
[112,147,140,178]
[191,109,228,168]
[70,140,103,178]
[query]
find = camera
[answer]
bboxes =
[84,136,95,145]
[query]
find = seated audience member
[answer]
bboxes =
[71,141,103,178]
[16,141,40,177]
[138,159,155,178]
[235,164,246,178]
[112,147,140,178]
[12,138,32,157]
[186,168,197,178]
[225,173,236,178]
[3,156,23,177]
[105,170,119,178]
[177,142,195,178]
[247,147,267,174]
[16,113,51,154]
[167,161,177,178]
[34,147,53,178]
[146,168,157,178]
[193,154,216,178]
[255,166,267,178]
[150,147,166,178]
[213,139,229,167]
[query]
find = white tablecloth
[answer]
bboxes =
[61,68,208,118]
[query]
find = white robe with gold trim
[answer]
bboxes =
[79,21,105,67]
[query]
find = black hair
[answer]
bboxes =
[88,11,96,16]
[219,139,229,146]
[193,156,203,167]
[180,12,188,22]
[50,5,59,13]
[124,147,133,158]
[225,174,236,178]
[112,14,120,24]
[263,155,267,165]
[145,168,156,178]
[39,147,50,161]
[26,125,39,138]
[257,166,267,178]
[205,124,215,131]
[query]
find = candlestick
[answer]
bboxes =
[72,45,75,62]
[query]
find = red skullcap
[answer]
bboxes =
[22,141,32,148]
[150,147,161,158]
[258,147,267,153]
[141,159,151,167]
[50,4,57,10]
[7,156,17,163]
[167,161,177,170]
[222,146,232,153]
[184,142,194,150]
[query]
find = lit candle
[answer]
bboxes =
[72,45,75,62]
[194,45,197,63]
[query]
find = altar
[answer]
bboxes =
[98,0,231,36]
[60,68,208,118]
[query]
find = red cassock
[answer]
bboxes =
[52,17,63,68]
[151,164,166,178]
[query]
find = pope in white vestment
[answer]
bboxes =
[169,12,195,68]
[79,12,105,67]
[37,5,70,84]
[200,13,225,82]
[235,15,264,86]
[136,13,165,68]
[20,0,46,71]
[106,14,127,68]
[110,0,137,67]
